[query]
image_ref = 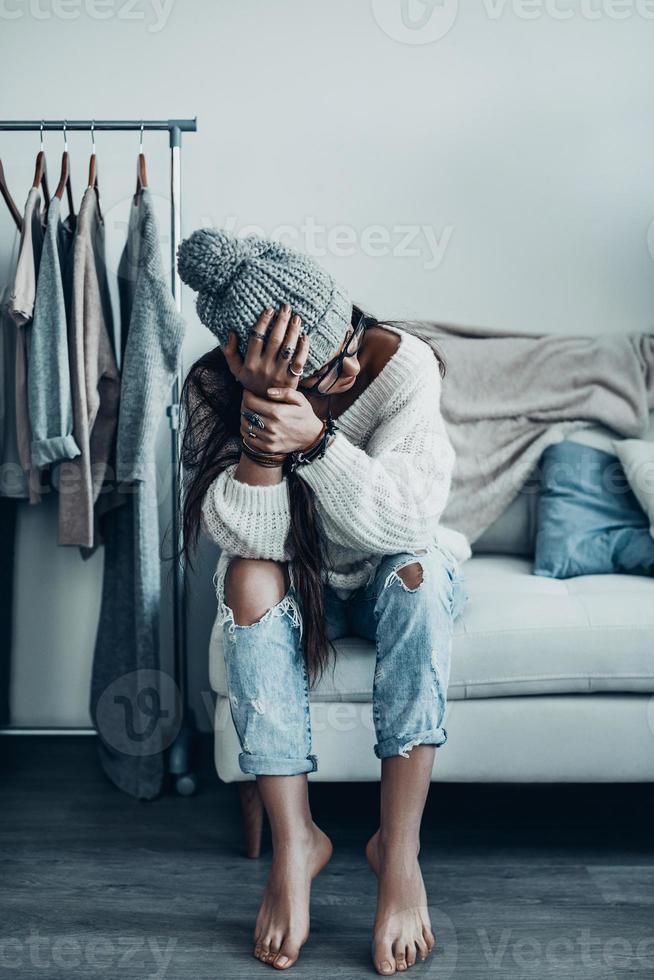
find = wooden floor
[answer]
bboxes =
[1,736,653,980]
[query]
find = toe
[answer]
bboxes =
[394,943,408,972]
[273,940,300,970]
[415,935,429,961]
[256,942,270,962]
[423,926,435,952]
[376,960,396,976]
[406,944,417,967]
[374,939,396,976]
[266,939,281,964]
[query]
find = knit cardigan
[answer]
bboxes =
[202,322,471,601]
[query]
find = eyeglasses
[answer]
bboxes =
[300,309,368,395]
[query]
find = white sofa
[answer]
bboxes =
[210,426,654,792]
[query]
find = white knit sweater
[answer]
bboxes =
[202,322,472,600]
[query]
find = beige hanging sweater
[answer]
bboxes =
[57,188,120,550]
[201,322,471,601]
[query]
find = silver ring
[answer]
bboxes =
[241,410,265,430]
[288,363,303,377]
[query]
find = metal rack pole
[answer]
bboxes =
[0,118,197,794]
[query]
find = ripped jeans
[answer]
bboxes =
[216,542,469,776]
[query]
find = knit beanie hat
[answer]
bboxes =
[177,228,352,379]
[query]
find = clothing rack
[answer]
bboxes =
[0,118,198,795]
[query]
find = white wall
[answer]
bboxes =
[1,0,654,728]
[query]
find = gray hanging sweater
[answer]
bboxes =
[28,195,79,467]
[91,188,186,801]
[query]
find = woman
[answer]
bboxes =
[177,229,470,975]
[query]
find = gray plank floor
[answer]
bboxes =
[1,736,653,980]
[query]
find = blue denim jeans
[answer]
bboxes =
[217,543,469,776]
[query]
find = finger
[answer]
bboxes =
[240,420,275,448]
[243,308,274,368]
[266,387,305,405]
[241,390,284,416]
[265,304,293,359]
[287,332,310,380]
[276,313,302,367]
[222,331,243,378]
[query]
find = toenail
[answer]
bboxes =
[380,963,393,974]
[276,956,289,967]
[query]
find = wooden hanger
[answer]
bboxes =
[32,122,50,207]
[135,121,148,200]
[54,121,75,218]
[0,158,23,232]
[88,121,102,220]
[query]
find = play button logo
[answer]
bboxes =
[371,0,459,44]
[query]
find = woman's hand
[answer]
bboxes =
[223,305,311,397]
[239,387,324,455]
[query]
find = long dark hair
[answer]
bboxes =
[178,307,445,685]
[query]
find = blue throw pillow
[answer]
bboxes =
[534,441,654,578]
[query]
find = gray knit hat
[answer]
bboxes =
[177,228,352,378]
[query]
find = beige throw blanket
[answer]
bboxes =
[401,320,654,544]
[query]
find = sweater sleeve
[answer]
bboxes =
[28,206,80,468]
[296,357,456,555]
[201,463,293,560]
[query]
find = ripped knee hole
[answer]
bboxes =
[384,560,424,593]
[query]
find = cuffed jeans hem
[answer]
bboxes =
[238,752,318,776]
[374,727,448,760]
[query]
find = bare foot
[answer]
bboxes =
[366,830,435,975]
[253,822,332,970]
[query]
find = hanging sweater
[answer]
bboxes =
[28,195,79,467]
[57,187,120,550]
[201,322,472,601]
[92,187,186,801]
[10,188,45,503]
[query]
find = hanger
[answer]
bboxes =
[0,158,23,232]
[135,121,148,201]
[32,120,50,207]
[87,120,102,220]
[54,120,75,218]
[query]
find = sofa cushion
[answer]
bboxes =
[472,417,654,557]
[209,554,654,702]
[534,442,654,578]
[614,438,654,537]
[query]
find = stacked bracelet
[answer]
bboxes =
[288,411,339,473]
[241,438,288,468]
